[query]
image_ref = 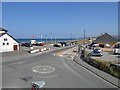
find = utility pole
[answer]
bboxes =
[50,33,52,43]
[41,35,42,42]
[71,33,72,42]
[45,35,47,44]
[84,29,85,46]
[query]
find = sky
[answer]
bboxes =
[2,2,118,39]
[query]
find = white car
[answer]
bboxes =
[113,48,120,55]
[113,42,120,55]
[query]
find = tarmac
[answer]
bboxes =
[2,46,117,88]
[1,45,119,88]
[54,46,119,87]
[2,44,74,64]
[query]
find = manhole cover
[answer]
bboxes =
[32,65,55,74]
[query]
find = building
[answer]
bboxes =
[94,33,117,48]
[0,27,19,52]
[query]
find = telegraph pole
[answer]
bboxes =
[45,35,47,44]
[71,33,72,42]
[84,29,85,46]
[41,35,42,42]
[50,33,52,43]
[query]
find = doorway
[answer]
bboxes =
[13,45,18,50]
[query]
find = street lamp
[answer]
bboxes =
[50,33,53,43]
[40,35,42,42]
[45,35,47,44]
[84,29,85,46]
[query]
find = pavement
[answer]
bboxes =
[53,47,77,60]
[2,46,118,88]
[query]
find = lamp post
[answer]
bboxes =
[71,33,72,41]
[41,35,42,42]
[50,33,53,43]
[45,35,47,44]
[84,29,85,47]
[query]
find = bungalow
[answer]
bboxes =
[0,27,19,52]
[94,33,117,48]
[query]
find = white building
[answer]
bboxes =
[0,27,19,52]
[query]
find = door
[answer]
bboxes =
[13,45,18,50]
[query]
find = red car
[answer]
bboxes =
[40,43,44,46]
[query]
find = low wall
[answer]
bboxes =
[30,48,50,54]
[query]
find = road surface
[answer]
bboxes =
[2,48,117,88]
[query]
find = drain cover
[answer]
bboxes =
[32,65,55,74]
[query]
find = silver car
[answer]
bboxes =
[91,49,103,57]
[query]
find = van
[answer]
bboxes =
[113,42,120,54]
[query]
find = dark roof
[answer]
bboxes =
[95,33,117,43]
[0,27,8,32]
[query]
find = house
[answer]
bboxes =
[94,33,117,48]
[0,27,19,52]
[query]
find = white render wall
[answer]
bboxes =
[0,31,6,34]
[0,34,19,52]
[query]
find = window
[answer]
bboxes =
[3,43,5,46]
[7,43,9,45]
[4,38,8,41]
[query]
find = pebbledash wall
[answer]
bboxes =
[0,33,19,52]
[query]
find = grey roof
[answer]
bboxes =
[95,33,117,43]
[0,27,8,32]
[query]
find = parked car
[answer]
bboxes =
[93,48,102,52]
[90,50,103,57]
[60,42,70,47]
[40,43,44,46]
[32,42,44,46]
[113,42,120,55]
[21,42,32,47]
[53,44,61,47]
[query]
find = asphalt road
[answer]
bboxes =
[2,48,117,88]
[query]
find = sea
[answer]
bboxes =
[17,38,78,43]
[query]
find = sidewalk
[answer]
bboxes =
[54,47,77,60]
[73,52,119,88]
